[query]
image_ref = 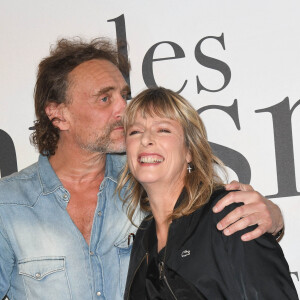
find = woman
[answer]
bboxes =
[117,87,298,299]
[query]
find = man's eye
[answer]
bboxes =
[122,93,131,101]
[101,96,109,102]
[122,92,132,101]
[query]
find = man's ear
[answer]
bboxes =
[45,102,69,131]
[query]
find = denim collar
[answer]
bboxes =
[104,153,127,183]
[37,154,63,195]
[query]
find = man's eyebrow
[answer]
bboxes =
[121,85,131,95]
[94,85,131,96]
[94,86,115,96]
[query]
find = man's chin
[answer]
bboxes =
[107,132,126,153]
[106,140,126,154]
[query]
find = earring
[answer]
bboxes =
[187,163,192,173]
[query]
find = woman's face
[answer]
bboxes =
[126,112,191,190]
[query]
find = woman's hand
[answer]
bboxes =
[213,181,284,241]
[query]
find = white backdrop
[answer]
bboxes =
[1,0,299,295]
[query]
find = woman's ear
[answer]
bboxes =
[186,150,192,164]
[45,102,69,130]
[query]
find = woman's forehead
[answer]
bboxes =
[129,113,182,130]
[132,106,177,121]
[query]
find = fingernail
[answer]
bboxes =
[224,228,229,235]
[213,206,218,213]
[217,222,223,230]
[241,234,248,241]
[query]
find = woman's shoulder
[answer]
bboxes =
[208,187,230,205]
[206,188,241,224]
[183,188,244,235]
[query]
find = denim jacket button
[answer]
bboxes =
[96,291,101,296]
[35,273,41,279]
[97,211,102,217]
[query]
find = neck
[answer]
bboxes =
[145,182,183,227]
[146,185,183,253]
[49,140,106,185]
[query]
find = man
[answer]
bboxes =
[0,38,283,300]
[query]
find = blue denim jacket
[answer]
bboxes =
[0,154,142,300]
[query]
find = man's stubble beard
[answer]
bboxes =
[77,120,126,154]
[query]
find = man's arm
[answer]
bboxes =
[213,181,284,241]
[0,218,15,299]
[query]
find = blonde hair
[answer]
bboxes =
[117,87,225,223]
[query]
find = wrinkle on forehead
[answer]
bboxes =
[66,59,126,102]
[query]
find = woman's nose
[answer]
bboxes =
[141,131,154,147]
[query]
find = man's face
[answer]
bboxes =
[65,59,129,154]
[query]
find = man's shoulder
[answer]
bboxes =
[0,162,42,205]
[0,162,39,184]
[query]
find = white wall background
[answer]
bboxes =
[1,0,299,296]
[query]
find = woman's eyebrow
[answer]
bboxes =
[153,120,174,126]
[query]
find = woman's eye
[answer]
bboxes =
[159,129,170,133]
[128,130,140,136]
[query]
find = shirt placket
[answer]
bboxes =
[88,179,107,299]
[55,186,96,299]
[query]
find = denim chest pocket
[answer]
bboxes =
[114,236,133,296]
[18,257,71,300]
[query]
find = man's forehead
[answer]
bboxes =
[67,59,127,94]
[69,59,123,81]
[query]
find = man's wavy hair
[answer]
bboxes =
[117,87,226,224]
[31,37,130,155]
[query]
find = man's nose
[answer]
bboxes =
[114,94,127,119]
